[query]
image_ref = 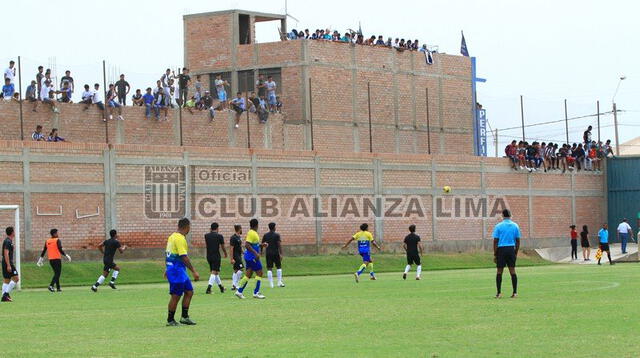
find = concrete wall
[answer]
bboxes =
[0,141,605,260]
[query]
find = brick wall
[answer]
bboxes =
[0,141,605,258]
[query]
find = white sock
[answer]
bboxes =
[97,275,106,285]
[7,281,16,293]
[417,265,422,277]
[267,270,274,286]
[214,275,222,285]
[277,269,283,282]
[2,283,6,294]
[232,272,238,286]
[404,265,411,274]
[208,274,216,286]
[111,270,119,279]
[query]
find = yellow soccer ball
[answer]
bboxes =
[443,186,452,194]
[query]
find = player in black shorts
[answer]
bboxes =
[91,229,127,292]
[229,224,244,290]
[2,227,19,302]
[492,209,521,298]
[262,222,285,288]
[402,225,423,280]
[205,222,227,294]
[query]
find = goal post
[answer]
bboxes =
[0,205,20,290]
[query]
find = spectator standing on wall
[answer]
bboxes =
[4,61,15,84]
[266,76,277,113]
[25,80,38,112]
[115,74,130,106]
[60,70,74,95]
[160,69,173,106]
[131,89,143,106]
[616,219,633,254]
[36,66,44,99]
[194,75,202,105]
[583,126,592,149]
[31,125,46,141]
[177,68,190,107]
[215,74,229,110]
[256,74,266,100]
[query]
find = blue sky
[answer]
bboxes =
[4,0,638,154]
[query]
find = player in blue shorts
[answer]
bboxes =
[342,223,381,282]
[165,218,200,326]
[234,218,267,299]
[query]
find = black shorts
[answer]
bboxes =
[266,253,281,269]
[496,246,517,269]
[233,258,244,271]
[406,253,421,266]
[581,239,590,248]
[599,243,610,252]
[103,261,116,272]
[2,263,17,279]
[207,256,221,272]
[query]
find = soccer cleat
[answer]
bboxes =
[48,286,55,293]
[278,282,285,288]
[205,286,212,294]
[495,293,503,299]
[218,285,225,293]
[510,293,518,299]
[91,286,98,292]
[402,273,407,280]
[253,293,266,299]
[234,291,245,299]
[109,282,117,290]
[166,320,180,327]
[416,276,421,280]
[354,273,359,283]
[1,294,12,302]
[231,285,237,291]
[56,289,62,292]
[370,276,377,281]
[179,317,196,325]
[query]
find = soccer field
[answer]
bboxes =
[1,262,638,357]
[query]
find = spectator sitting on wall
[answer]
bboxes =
[80,84,93,111]
[229,92,246,129]
[92,83,106,121]
[355,34,364,45]
[516,141,526,170]
[393,38,400,48]
[603,139,614,157]
[32,125,46,141]
[558,144,568,173]
[41,79,60,114]
[504,140,518,170]
[60,70,74,95]
[304,29,310,39]
[574,143,586,171]
[106,84,124,121]
[266,76,277,113]
[375,35,385,45]
[47,128,66,142]
[566,144,576,171]
[412,40,419,51]
[142,87,155,119]
[340,33,351,42]
[132,89,143,106]
[154,87,168,121]
[385,37,392,47]
[407,40,413,49]
[248,91,260,113]
[58,81,72,103]
[275,96,282,113]
[419,44,428,52]
[25,80,38,112]
[201,90,215,122]
[588,144,600,172]
[184,96,196,114]
[311,29,319,40]
[1,77,14,100]
[323,29,332,40]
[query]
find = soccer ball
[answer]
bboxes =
[443,186,452,193]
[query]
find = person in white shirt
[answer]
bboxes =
[92,83,106,121]
[80,84,93,111]
[160,69,173,107]
[265,76,277,112]
[4,61,16,84]
[40,79,59,113]
[617,219,634,254]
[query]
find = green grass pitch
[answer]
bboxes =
[1,254,638,357]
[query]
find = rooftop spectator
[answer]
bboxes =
[80,84,93,111]
[131,89,143,106]
[25,80,38,112]
[504,140,518,170]
[393,38,400,48]
[4,60,15,84]
[184,95,196,114]
[256,73,267,100]
[115,74,130,106]
[583,125,592,148]
[160,68,173,107]
[36,66,44,99]
[154,86,168,121]
[41,79,59,113]
[201,90,215,122]
[60,70,74,94]
[266,76,277,113]
[92,83,106,121]
[31,125,46,141]
[375,36,385,45]
[215,74,229,110]
[58,81,72,103]
[230,92,246,128]
[47,128,66,142]
[177,68,190,107]
[194,75,202,105]
[340,33,351,42]
[2,78,14,100]
[304,29,310,38]
[275,96,282,114]
[142,87,155,119]
[106,84,124,120]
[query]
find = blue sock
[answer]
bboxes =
[238,275,249,293]
[254,276,262,294]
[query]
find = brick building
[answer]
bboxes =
[183,9,474,155]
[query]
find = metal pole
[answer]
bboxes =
[17,56,24,140]
[309,77,314,151]
[426,87,431,154]
[613,102,620,156]
[494,128,499,157]
[367,82,373,153]
[564,99,569,144]
[102,60,109,144]
[245,75,250,149]
[520,95,525,141]
[597,100,601,144]
[179,100,183,146]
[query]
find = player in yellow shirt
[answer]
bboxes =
[165,218,200,326]
[342,223,381,282]
[234,218,268,299]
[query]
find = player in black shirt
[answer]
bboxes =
[229,224,244,290]
[402,225,423,280]
[2,227,19,302]
[262,222,285,288]
[91,229,127,292]
[205,222,227,294]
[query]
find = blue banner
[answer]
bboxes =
[476,109,487,156]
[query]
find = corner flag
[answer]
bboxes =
[460,31,469,57]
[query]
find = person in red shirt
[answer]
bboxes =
[569,225,578,260]
[504,140,518,170]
